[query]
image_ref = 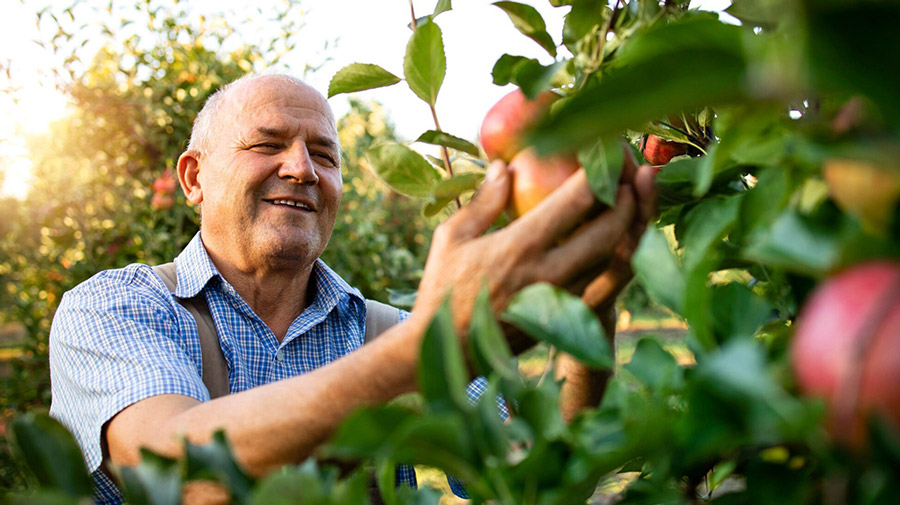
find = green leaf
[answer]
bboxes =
[516,379,567,442]
[680,196,741,273]
[184,431,254,503]
[503,283,613,370]
[6,490,84,505]
[530,18,746,154]
[415,130,480,156]
[325,405,418,460]
[493,1,557,57]
[470,378,511,459]
[514,59,568,99]
[376,460,398,505]
[387,288,418,308]
[396,485,443,505]
[491,54,531,86]
[623,338,684,393]
[327,63,401,98]
[563,0,608,45]
[404,20,446,106]
[9,412,93,499]
[386,415,480,484]
[248,460,342,505]
[804,0,900,125]
[423,173,484,217]
[492,56,569,99]
[433,0,452,17]
[743,210,840,275]
[366,143,442,198]
[737,166,792,242]
[726,0,782,29]
[710,282,774,342]
[694,340,780,402]
[578,136,624,207]
[632,227,685,315]
[120,450,182,505]
[418,300,471,413]
[468,284,520,381]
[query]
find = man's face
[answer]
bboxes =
[194,76,343,270]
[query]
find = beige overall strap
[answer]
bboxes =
[152,263,230,399]
[364,299,401,343]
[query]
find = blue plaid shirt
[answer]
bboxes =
[49,232,486,504]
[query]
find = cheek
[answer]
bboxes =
[322,171,343,211]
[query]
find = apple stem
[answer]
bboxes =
[408,0,417,30]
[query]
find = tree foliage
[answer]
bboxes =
[0,0,431,495]
[6,0,900,503]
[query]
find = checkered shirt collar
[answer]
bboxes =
[172,232,364,311]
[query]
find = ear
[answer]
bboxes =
[177,150,203,205]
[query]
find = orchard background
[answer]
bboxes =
[2,1,900,504]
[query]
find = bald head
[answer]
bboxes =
[188,74,336,155]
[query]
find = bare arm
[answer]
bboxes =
[106,310,431,476]
[107,159,647,477]
[556,159,659,420]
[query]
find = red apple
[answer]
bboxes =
[641,135,688,166]
[153,171,178,194]
[480,89,559,162]
[791,261,900,448]
[151,192,175,211]
[507,148,580,218]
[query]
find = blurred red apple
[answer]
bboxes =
[153,171,178,194]
[480,89,559,162]
[791,261,900,448]
[151,192,175,211]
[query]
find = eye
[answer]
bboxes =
[251,143,282,151]
[312,152,337,165]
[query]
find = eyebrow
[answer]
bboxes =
[254,126,339,151]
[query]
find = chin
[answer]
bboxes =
[260,231,327,266]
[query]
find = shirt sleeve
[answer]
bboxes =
[49,265,209,474]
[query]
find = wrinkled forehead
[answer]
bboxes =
[220,75,338,138]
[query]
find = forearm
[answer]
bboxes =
[108,312,430,477]
[555,305,617,422]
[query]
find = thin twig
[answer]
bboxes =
[537,345,558,386]
[578,0,622,91]
[410,1,460,210]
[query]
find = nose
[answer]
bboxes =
[279,143,319,184]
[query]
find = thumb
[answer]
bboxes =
[443,160,511,241]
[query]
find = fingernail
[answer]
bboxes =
[486,161,505,182]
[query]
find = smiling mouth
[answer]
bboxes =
[266,199,315,211]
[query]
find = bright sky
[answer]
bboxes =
[0,0,732,198]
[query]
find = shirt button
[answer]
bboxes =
[275,349,284,362]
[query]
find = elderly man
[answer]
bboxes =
[49,73,656,503]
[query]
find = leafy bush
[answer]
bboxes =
[6,0,900,503]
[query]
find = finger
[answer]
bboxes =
[440,160,511,242]
[510,168,598,249]
[633,164,658,224]
[581,260,634,309]
[544,185,635,284]
[619,142,640,186]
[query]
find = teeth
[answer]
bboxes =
[271,199,312,210]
